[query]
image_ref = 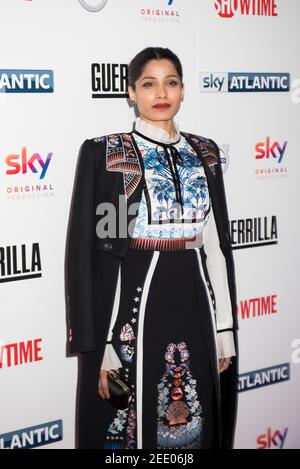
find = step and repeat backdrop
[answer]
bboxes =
[0,0,299,449]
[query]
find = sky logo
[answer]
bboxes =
[256,138,288,164]
[200,72,290,93]
[257,427,288,450]
[0,70,54,93]
[5,147,53,180]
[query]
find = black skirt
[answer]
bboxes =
[77,247,221,449]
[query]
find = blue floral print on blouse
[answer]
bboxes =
[132,135,211,241]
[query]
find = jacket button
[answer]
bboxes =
[103,241,112,251]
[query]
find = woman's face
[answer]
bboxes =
[128,59,184,125]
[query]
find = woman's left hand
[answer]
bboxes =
[218,357,232,374]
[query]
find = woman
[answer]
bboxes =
[66,47,238,449]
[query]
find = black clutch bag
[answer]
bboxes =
[107,369,133,410]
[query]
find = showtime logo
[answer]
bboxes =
[237,294,278,319]
[214,0,278,18]
[257,427,288,449]
[0,338,43,369]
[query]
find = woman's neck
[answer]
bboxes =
[139,116,176,139]
[134,117,181,145]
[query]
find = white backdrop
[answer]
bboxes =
[0,0,299,449]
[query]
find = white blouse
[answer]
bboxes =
[130,118,210,250]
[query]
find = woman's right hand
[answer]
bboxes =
[98,369,110,400]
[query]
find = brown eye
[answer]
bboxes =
[143,82,153,88]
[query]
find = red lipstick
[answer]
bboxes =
[153,103,171,109]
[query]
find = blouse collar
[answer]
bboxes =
[134,117,181,145]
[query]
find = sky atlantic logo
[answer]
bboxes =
[0,420,63,449]
[214,0,278,18]
[0,70,54,93]
[200,72,290,93]
[238,363,290,393]
[79,0,108,12]
[230,215,278,249]
[255,137,288,179]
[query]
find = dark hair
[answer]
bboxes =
[128,47,183,90]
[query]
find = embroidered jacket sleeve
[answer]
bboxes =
[203,140,237,359]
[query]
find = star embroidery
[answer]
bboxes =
[134,297,140,302]
[131,318,137,324]
[136,287,142,292]
[132,307,138,313]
